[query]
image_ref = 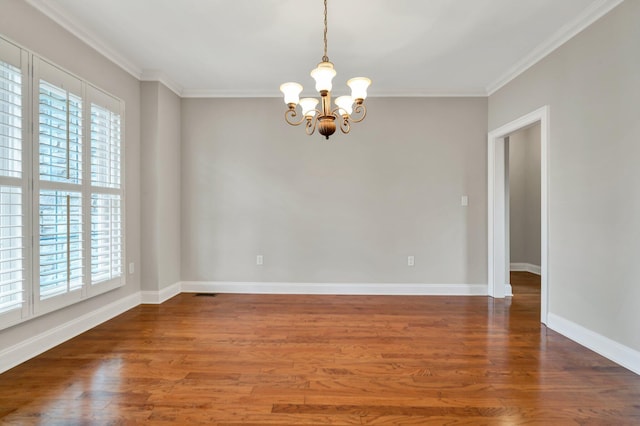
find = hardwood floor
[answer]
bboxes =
[1,272,639,425]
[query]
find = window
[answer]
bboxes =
[38,190,83,299]
[0,38,124,328]
[38,81,83,184]
[89,93,123,287]
[0,39,28,327]
[91,193,121,284]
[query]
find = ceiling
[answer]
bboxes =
[25,0,621,97]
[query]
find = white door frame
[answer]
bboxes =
[488,105,549,324]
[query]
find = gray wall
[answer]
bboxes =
[489,1,640,351]
[0,1,141,349]
[141,82,181,291]
[509,124,541,266]
[181,97,488,284]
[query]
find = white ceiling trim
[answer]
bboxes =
[140,70,183,97]
[24,0,624,99]
[24,0,143,80]
[486,0,624,95]
[181,89,285,98]
[181,88,489,99]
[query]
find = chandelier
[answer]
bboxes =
[279,0,371,139]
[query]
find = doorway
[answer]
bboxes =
[507,123,541,288]
[487,106,549,324]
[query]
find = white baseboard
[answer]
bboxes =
[505,283,513,297]
[6,283,637,378]
[510,262,541,275]
[140,282,181,304]
[180,281,488,296]
[547,313,640,376]
[0,292,140,374]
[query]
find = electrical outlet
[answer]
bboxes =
[461,195,468,206]
[128,262,135,274]
[256,255,263,265]
[408,256,415,267]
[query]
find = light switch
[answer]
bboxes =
[461,195,468,206]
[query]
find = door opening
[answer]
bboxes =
[507,123,542,295]
[488,106,549,324]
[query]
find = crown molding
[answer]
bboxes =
[180,88,489,99]
[25,0,622,99]
[24,0,143,79]
[486,0,624,95]
[140,70,183,97]
[181,88,279,98]
[360,89,488,98]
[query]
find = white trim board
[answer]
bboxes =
[0,292,140,374]
[140,70,183,97]
[548,313,640,376]
[180,89,489,99]
[510,263,542,275]
[180,281,488,296]
[24,0,143,79]
[0,281,484,374]
[488,105,550,324]
[140,282,182,304]
[3,283,639,378]
[26,0,623,99]
[486,0,624,95]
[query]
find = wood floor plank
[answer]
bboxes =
[1,272,639,424]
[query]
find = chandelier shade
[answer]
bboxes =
[300,98,319,117]
[279,82,303,106]
[310,62,337,92]
[334,95,353,116]
[279,0,371,139]
[347,77,372,102]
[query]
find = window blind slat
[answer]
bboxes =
[91,193,121,285]
[91,103,120,189]
[0,55,24,315]
[39,79,82,185]
[39,190,83,299]
[0,184,23,314]
[0,60,22,180]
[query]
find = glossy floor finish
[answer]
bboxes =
[1,272,639,425]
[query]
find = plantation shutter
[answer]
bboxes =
[89,87,124,291]
[0,37,126,329]
[34,58,84,312]
[0,39,28,325]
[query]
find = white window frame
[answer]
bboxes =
[33,57,85,315]
[0,35,125,328]
[0,38,31,329]
[86,85,125,297]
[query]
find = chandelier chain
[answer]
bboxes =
[322,0,329,62]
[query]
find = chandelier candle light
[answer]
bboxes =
[280,0,371,139]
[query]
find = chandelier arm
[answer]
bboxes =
[339,115,351,134]
[284,108,306,126]
[305,115,318,135]
[349,103,367,123]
